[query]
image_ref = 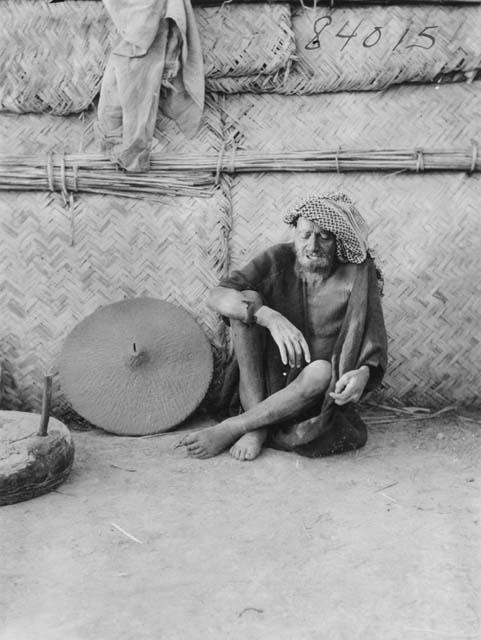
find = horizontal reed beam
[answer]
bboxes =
[0,147,478,198]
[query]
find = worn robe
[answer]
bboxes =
[219,243,388,457]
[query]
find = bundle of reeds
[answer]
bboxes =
[152,148,480,173]
[0,154,216,198]
[0,147,478,199]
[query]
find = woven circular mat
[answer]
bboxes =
[58,298,213,435]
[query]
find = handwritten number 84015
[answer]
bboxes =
[305,17,438,52]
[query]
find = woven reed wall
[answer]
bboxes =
[4,1,481,115]
[1,2,481,412]
[223,83,481,150]
[0,98,233,415]
[228,171,481,409]
[207,5,481,93]
[222,84,481,409]
[2,86,481,410]
[197,4,294,78]
[0,0,294,114]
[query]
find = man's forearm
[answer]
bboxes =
[207,287,263,322]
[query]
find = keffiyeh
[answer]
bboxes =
[284,192,369,264]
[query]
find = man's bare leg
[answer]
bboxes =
[178,360,331,458]
[229,303,268,461]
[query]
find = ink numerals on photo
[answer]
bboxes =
[305,17,438,52]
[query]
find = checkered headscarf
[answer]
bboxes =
[284,192,369,264]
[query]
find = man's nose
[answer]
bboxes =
[308,234,321,251]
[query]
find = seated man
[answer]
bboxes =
[178,192,387,460]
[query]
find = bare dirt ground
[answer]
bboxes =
[1,410,480,640]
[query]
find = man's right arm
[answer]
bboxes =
[207,286,261,323]
[208,287,311,369]
[207,250,271,322]
[208,247,311,368]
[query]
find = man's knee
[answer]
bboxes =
[295,360,331,400]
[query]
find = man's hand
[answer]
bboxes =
[255,306,311,368]
[329,366,370,405]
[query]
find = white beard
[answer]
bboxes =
[294,255,335,282]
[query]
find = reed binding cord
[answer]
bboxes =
[415,149,425,173]
[46,153,78,245]
[335,146,342,174]
[215,142,225,185]
[215,142,238,182]
[468,140,478,176]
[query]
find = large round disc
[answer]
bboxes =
[58,298,213,435]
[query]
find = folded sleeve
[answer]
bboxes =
[358,260,388,392]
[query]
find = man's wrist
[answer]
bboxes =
[252,305,272,327]
[358,365,370,379]
[242,299,264,325]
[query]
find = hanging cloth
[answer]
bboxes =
[97,0,204,172]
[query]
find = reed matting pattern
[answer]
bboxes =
[0,98,232,416]
[207,5,481,93]
[220,87,481,408]
[0,189,231,416]
[0,0,112,115]
[222,84,481,150]
[197,3,295,78]
[228,171,481,409]
[0,0,295,114]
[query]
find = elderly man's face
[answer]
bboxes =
[294,217,336,273]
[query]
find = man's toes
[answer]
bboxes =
[187,447,204,457]
[196,449,212,459]
[180,434,197,447]
[230,445,244,460]
[229,445,240,459]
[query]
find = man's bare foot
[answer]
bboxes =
[176,419,244,459]
[230,429,267,461]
